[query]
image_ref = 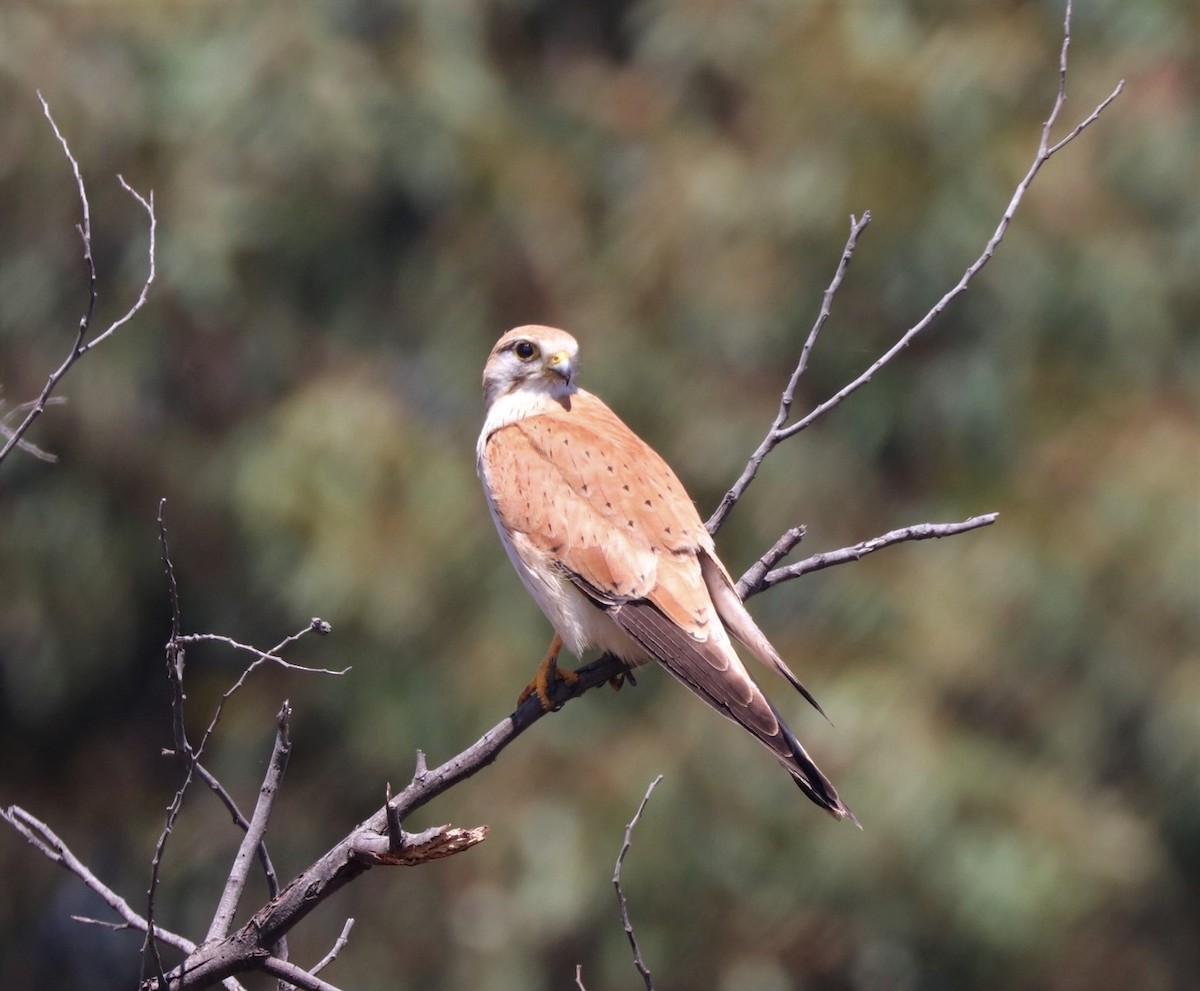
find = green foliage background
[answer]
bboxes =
[1,1,1196,989]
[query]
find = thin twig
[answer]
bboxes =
[1,806,194,955]
[0,395,66,461]
[773,58,1123,444]
[614,776,663,991]
[736,525,807,600]
[0,94,156,468]
[176,632,349,677]
[737,514,1000,599]
[707,0,1123,532]
[310,919,355,977]
[145,501,190,984]
[81,174,156,352]
[146,508,332,983]
[707,213,871,533]
[193,761,281,897]
[259,957,346,991]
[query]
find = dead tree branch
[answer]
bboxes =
[614,776,663,991]
[0,93,156,469]
[737,513,1000,599]
[0,806,195,957]
[706,0,1123,534]
[3,7,1121,987]
[205,703,292,945]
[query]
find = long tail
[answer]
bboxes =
[607,597,858,825]
[769,698,859,826]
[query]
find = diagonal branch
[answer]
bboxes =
[205,703,293,944]
[193,761,281,897]
[259,957,346,991]
[707,213,871,533]
[708,0,1123,531]
[0,806,194,956]
[309,919,355,978]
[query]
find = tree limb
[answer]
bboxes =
[205,703,293,944]
[707,0,1123,533]
[0,94,156,468]
[613,776,663,991]
[737,514,1000,599]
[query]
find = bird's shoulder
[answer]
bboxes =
[483,389,708,551]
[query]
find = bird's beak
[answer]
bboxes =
[546,350,574,384]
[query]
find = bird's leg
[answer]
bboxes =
[517,633,579,711]
[608,669,637,692]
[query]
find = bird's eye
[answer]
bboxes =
[513,340,539,361]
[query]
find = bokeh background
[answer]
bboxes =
[1,1,1196,989]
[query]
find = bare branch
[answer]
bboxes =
[146,506,330,983]
[193,761,281,896]
[80,174,156,352]
[738,514,999,598]
[259,957,346,991]
[1043,2,1124,158]
[0,94,156,468]
[614,776,663,991]
[145,500,192,983]
[205,703,293,943]
[309,919,355,977]
[773,73,1122,444]
[1,806,194,955]
[708,0,1122,532]
[707,213,871,533]
[0,395,66,461]
[736,525,806,601]
[176,632,349,677]
[352,823,490,867]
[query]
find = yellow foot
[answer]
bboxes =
[517,633,579,711]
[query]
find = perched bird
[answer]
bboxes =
[477,325,854,823]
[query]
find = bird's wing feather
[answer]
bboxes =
[482,390,715,631]
[482,383,852,822]
[608,597,850,819]
[698,550,827,717]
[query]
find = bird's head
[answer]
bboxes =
[482,325,579,408]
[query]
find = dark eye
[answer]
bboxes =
[513,340,538,361]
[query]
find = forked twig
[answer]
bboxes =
[0,94,156,469]
[310,918,356,977]
[192,761,281,897]
[737,514,1000,599]
[143,503,338,984]
[708,213,871,532]
[0,806,194,956]
[707,0,1123,534]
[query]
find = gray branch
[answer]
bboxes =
[0,94,156,468]
[205,703,293,944]
[613,776,663,991]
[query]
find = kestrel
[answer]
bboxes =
[478,325,854,822]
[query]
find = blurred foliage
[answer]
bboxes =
[1,0,1197,989]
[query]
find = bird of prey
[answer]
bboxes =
[477,325,854,822]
